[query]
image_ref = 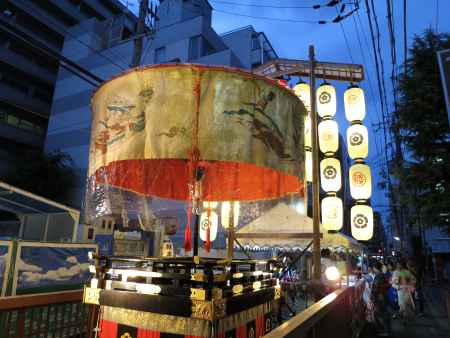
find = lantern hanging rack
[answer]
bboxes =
[254,58,364,83]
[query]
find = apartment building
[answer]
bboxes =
[0,0,138,175]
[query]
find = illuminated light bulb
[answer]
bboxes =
[325,266,341,281]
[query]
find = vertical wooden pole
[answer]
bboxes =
[309,45,322,281]
[131,0,148,67]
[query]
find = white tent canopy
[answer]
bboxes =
[236,202,362,252]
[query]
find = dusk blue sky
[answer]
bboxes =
[121,0,450,231]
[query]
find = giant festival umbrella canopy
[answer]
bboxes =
[85,64,305,253]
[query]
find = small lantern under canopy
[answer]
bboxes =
[347,124,368,159]
[304,116,312,149]
[200,210,218,242]
[321,196,343,231]
[316,83,337,118]
[351,204,373,241]
[221,201,240,229]
[349,163,372,200]
[305,150,312,182]
[318,119,339,154]
[344,86,366,122]
[320,157,342,192]
[294,82,311,112]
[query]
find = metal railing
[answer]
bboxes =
[264,282,366,338]
[0,290,95,338]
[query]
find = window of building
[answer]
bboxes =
[251,35,261,50]
[154,47,166,63]
[80,3,104,21]
[189,35,203,61]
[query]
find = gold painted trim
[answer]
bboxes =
[232,284,243,294]
[253,281,262,290]
[191,273,207,282]
[190,288,207,300]
[101,306,211,336]
[217,302,273,333]
[274,286,281,300]
[191,300,213,321]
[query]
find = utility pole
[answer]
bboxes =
[131,0,149,67]
[309,46,322,281]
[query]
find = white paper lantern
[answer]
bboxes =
[344,86,366,122]
[317,84,337,117]
[320,157,341,192]
[351,205,373,241]
[200,211,218,241]
[318,119,339,154]
[349,163,372,200]
[305,150,312,182]
[221,201,240,229]
[321,196,343,231]
[294,82,311,112]
[347,124,369,159]
[304,115,312,149]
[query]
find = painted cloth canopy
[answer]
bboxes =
[85,64,306,252]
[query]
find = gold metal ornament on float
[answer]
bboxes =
[344,86,366,122]
[316,83,337,118]
[321,196,343,231]
[351,204,374,241]
[347,124,368,159]
[318,119,339,154]
[320,157,342,192]
[349,163,372,200]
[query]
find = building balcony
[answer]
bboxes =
[0,82,50,117]
[0,121,45,148]
[0,47,56,85]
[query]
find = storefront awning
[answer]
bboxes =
[236,202,363,252]
[0,181,79,216]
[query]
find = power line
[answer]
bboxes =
[213,9,318,24]
[334,6,355,63]
[351,13,384,161]
[369,0,389,124]
[403,0,407,72]
[210,0,315,9]
[435,0,439,33]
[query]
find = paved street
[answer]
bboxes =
[362,283,450,338]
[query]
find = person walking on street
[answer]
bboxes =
[394,260,416,323]
[408,259,425,315]
[371,261,391,336]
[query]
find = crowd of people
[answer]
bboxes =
[361,259,425,337]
